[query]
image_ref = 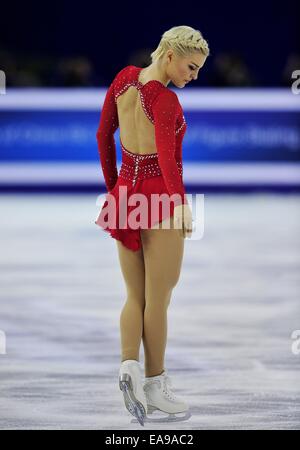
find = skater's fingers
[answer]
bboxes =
[182,219,193,238]
[183,227,192,239]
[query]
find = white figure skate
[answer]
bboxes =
[131,369,192,424]
[119,359,147,426]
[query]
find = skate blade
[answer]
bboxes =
[131,408,192,424]
[119,373,146,426]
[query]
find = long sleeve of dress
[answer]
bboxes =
[96,79,119,192]
[152,90,186,206]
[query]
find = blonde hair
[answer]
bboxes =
[150,25,210,64]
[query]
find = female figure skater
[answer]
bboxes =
[95,25,209,425]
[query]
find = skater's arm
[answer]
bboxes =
[96,79,119,192]
[152,90,187,207]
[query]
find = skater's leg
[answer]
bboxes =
[140,215,184,377]
[116,240,145,362]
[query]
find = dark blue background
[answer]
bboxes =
[0,0,299,86]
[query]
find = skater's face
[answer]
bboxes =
[166,51,207,88]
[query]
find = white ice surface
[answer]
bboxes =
[0,193,299,429]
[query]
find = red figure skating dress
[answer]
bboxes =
[95,65,188,251]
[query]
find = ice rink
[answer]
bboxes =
[0,193,299,430]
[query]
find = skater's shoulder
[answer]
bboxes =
[152,88,180,114]
[153,88,178,103]
[113,65,137,84]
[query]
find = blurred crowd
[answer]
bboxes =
[1,47,299,88]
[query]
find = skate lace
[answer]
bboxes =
[145,372,179,402]
[161,374,178,402]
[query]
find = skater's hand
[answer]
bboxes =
[173,204,193,239]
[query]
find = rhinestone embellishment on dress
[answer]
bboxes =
[119,142,183,187]
[114,73,186,135]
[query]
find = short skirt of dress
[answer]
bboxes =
[94,175,187,252]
